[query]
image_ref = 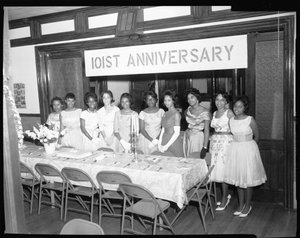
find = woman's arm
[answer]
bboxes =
[250,117,260,143]
[200,111,211,158]
[80,118,93,140]
[58,113,63,144]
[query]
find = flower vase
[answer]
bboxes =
[44,142,56,154]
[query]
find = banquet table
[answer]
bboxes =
[19,143,208,209]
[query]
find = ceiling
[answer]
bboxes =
[6,6,89,21]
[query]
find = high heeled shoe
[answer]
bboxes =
[215,194,231,211]
[239,206,252,218]
[233,205,245,216]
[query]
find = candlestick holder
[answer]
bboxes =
[130,132,141,162]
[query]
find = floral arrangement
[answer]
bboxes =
[3,84,25,150]
[24,123,59,144]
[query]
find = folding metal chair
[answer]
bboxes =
[34,163,66,220]
[119,182,176,235]
[20,161,40,215]
[60,218,105,234]
[187,151,217,205]
[61,167,100,222]
[96,170,134,228]
[171,165,215,234]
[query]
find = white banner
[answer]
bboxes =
[84,35,247,76]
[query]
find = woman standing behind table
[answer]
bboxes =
[210,91,234,211]
[79,92,101,151]
[137,91,165,155]
[46,96,63,132]
[58,93,83,149]
[223,95,267,217]
[114,93,139,153]
[157,90,184,157]
[97,90,120,152]
[183,88,211,158]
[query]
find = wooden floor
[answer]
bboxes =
[21,187,297,237]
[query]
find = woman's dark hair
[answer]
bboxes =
[185,88,201,103]
[51,96,63,106]
[163,90,179,105]
[65,92,76,101]
[84,92,97,105]
[120,93,133,107]
[100,90,115,103]
[233,95,250,113]
[144,90,158,103]
[215,91,230,104]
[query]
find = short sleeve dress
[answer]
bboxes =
[114,110,139,153]
[223,116,267,188]
[137,108,165,155]
[60,108,83,149]
[46,112,60,132]
[161,110,184,157]
[183,107,210,157]
[80,110,101,151]
[97,106,120,152]
[209,110,233,182]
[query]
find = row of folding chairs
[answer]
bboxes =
[20,159,215,234]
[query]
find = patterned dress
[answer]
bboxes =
[114,110,139,153]
[209,110,233,182]
[60,109,84,149]
[161,110,184,157]
[80,110,101,151]
[97,106,120,152]
[183,107,210,157]
[137,109,165,155]
[223,116,267,188]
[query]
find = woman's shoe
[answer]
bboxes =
[215,194,231,211]
[233,205,245,216]
[216,194,231,206]
[239,206,252,218]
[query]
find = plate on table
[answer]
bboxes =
[145,157,162,164]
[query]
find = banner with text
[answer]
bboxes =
[84,35,247,76]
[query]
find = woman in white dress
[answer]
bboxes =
[80,92,101,151]
[46,96,63,133]
[97,90,120,152]
[137,91,165,155]
[209,92,234,211]
[114,93,139,153]
[58,93,83,149]
[223,95,267,217]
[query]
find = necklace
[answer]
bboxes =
[87,108,96,113]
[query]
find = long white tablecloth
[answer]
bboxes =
[19,144,208,209]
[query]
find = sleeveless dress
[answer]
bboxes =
[97,106,120,152]
[209,110,233,182]
[114,110,139,153]
[161,110,184,157]
[80,110,101,151]
[223,116,267,188]
[60,109,84,149]
[137,109,165,155]
[183,107,210,157]
[46,112,60,132]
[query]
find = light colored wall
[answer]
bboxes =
[107,76,130,108]
[11,45,40,113]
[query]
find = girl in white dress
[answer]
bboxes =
[58,93,83,149]
[97,90,120,152]
[223,95,267,217]
[209,92,234,211]
[46,96,63,132]
[137,91,165,155]
[114,93,139,153]
[80,92,101,151]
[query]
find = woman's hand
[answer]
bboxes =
[200,147,207,159]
